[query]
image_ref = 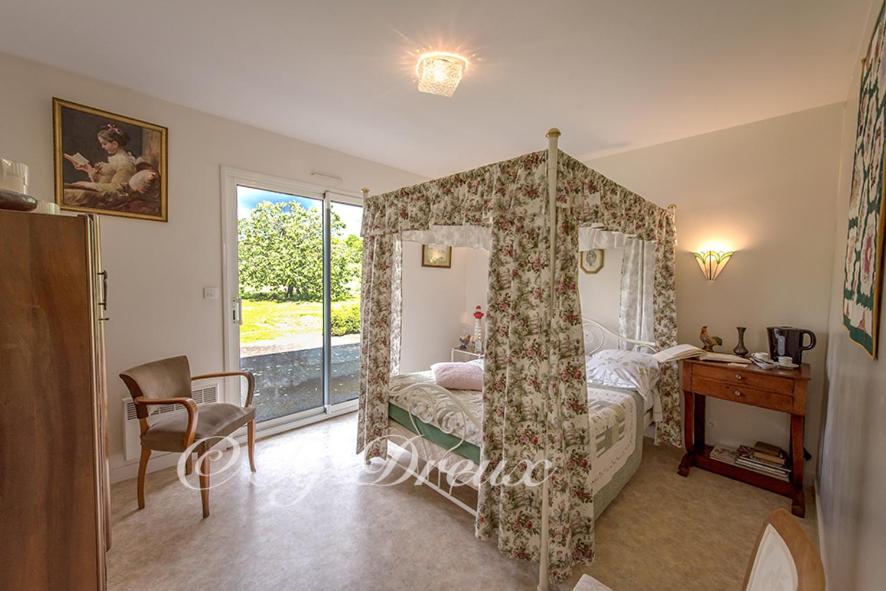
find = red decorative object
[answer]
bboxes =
[473,306,484,354]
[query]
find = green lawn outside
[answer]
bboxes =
[240,298,359,344]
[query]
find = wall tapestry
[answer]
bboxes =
[53,98,168,222]
[844,2,886,357]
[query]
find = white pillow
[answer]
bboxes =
[430,362,484,391]
[585,349,660,412]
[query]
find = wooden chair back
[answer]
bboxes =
[744,508,824,591]
[120,355,192,419]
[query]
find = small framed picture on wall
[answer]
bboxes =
[580,249,605,274]
[422,244,452,268]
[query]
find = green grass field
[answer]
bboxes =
[240,298,359,343]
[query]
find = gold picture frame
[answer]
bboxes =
[53,98,168,222]
[421,244,452,268]
[580,249,605,274]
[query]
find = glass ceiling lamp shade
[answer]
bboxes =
[694,250,733,281]
[416,52,468,97]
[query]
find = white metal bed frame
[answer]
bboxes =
[384,317,659,521]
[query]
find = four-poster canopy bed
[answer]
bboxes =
[357,129,678,587]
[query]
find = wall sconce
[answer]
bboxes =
[694,250,733,281]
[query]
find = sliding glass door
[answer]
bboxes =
[224,170,362,431]
[328,200,363,406]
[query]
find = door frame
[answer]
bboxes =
[220,166,363,437]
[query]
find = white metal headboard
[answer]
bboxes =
[581,317,658,354]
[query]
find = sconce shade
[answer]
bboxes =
[694,250,733,281]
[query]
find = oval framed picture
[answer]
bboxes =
[580,249,605,274]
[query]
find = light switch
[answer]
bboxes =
[203,287,219,300]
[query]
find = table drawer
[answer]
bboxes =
[692,364,794,395]
[691,376,794,412]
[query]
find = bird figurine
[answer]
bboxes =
[699,326,723,352]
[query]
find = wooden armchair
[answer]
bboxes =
[120,356,257,518]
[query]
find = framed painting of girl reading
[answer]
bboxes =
[53,98,168,222]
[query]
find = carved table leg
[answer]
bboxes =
[790,414,806,518]
[791,489,806,519]
[678,390,695,477]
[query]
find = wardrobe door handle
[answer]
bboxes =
[98,270,109,321]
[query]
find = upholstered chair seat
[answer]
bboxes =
[120,355,257,518]
[141,403,256,452]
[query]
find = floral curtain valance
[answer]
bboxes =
[361,151,546,238]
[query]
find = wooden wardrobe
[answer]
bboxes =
[0,210,111,590]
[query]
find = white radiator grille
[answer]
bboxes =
[122,384,219,461]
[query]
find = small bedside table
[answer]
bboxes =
[451,348,483,362]
[677,358,811,517]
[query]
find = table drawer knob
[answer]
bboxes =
[733,390,743,397]
[735,374,743,380]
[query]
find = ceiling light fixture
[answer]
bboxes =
[416,51,469,97]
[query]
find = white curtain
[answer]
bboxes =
[618,238,656,349]
[400,224,492,250]
[578,226,656,351]
[578,225,629,249]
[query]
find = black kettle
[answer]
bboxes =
[767,326,816,365]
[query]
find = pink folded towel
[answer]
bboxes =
[430,361,484,391]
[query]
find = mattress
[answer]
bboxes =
[387,371,650,516]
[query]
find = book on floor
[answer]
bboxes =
[735,460,790,481]
[752,441,787,463]
[736,446,790,481]
[752,450,787,466]
[709,444,738,465]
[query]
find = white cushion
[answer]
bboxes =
[585,349,660,412]
[430,362,484,391]
[745,524,798,591]
[573,574,614,591]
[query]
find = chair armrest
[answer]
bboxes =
[134,396,199,448]
[191,371,256,408]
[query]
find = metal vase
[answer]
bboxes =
[733,326,749,358]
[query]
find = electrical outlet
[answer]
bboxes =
[707,419,716,429]
[203,287,219,300]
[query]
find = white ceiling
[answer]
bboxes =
[0,0,873,177]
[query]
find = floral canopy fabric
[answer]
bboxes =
[357,149,677,582]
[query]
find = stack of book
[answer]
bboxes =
[736,442,790,481]
[708,441,791,482]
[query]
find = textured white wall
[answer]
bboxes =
[0,52,427,479]
[588,103,844,480]
[818,1,886,587]
[399,243,488,372]
[578,248,624,331]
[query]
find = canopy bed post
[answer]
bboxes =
[538,127,560,591]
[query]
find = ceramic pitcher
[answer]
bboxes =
[0,158,29,194]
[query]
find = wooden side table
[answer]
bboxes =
[677,359,811,517]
